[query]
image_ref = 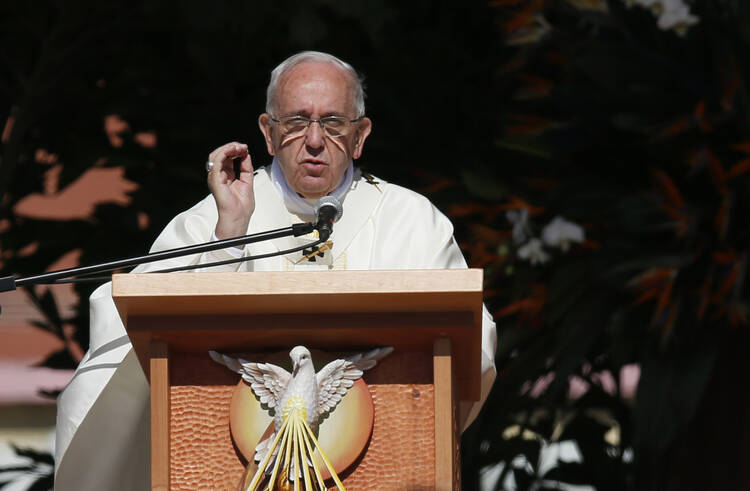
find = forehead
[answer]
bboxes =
[275,61,355,115]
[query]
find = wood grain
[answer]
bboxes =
[150,341,170,491]
[434,338,457,490]
[113,269,482,300]
[168,352,437,489]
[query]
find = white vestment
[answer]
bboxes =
[54,165,497,490]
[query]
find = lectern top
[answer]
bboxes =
[112,269,483,316]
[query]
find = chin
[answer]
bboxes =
[295,181,333,199]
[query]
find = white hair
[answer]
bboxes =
[265,51,366,118]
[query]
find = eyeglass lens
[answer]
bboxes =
[280,117,349,138]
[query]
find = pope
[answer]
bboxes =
[54,51,497,490]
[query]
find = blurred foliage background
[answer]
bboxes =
[0,0,748,489]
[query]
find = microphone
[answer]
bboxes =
[314,196,343,241]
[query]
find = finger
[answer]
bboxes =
[209,141,247,159]
[208,142,248,168]
[207,162,223,192]
[222,142,249,160]
[208,143,248,187]
[237,153,254,184]
[207,153,234,191]
[209,155,242,180]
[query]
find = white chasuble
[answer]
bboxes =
[54,165,497,491]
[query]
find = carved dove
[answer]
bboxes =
[209,345,393,490]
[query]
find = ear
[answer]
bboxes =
[351,117,372,160]
[258,113,276,156]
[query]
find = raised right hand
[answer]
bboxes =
[207,142,255,240]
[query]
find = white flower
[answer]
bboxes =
[506,208,531,245]
[657,0,699,35]
[517,238,550,265]
[541,216,585,252]
[622,0,699,35]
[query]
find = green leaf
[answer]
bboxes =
[513,466,535,490]
[460,168,507,201]
[29,320,56,334]
[26,473,54,491]
[10,446,54,466]
[495,135,553,159]
[542,461,591,486]
[34,349,78,370]
[546,261,590,325]
[38,289,62,330]
[634,341,718,459]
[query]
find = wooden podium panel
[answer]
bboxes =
[166,351,436,489]
[113,270,483,490]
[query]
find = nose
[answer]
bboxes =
[305,120,325,151]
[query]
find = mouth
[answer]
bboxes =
[300,159,328,177]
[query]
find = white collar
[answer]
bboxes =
[269,157,353,217]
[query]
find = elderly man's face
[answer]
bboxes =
[259,62,371,199]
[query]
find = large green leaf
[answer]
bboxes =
[633,340,718,460]
[460,168,508,201]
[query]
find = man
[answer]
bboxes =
[54,51,497,490]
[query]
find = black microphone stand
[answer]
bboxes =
[0,222,316,293]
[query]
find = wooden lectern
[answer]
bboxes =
[112,269,484,490]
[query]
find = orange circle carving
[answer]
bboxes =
[229,364,374,479]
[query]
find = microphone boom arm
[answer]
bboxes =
[0,222,314,292]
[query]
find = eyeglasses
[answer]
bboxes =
[270,115,363,138]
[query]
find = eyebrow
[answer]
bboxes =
[279,110,348,118]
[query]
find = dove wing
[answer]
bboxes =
[209,350,291,409]
[240,362,292,409]
[346,346,394,370]
[316,359,363,417]
[315,347,394,416]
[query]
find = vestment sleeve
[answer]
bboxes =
[55,194,248,488]
[133,194,250,273]
[371,186,498,431]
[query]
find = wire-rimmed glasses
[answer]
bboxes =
[270,115,363,138]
